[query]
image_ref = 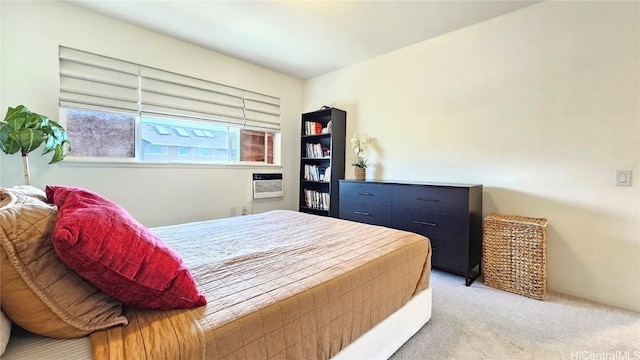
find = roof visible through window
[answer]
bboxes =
[155,125,171,135]
[175,127,190,137]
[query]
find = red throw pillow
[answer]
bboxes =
[46,185,206,310]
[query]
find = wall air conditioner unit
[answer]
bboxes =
[252,173,284,199]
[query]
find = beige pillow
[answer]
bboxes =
[0,186,128,338]
[0,310,10,356]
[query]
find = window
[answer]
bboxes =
[144,144,168,155]
[140,116,237,163]
[199,148,213,157]
[175,128,189,137]
[241,129,275,163]
[59,46,280,165]
[65,108,135,158]
[155,125,171,135]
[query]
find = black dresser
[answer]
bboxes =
[339,180,483,285]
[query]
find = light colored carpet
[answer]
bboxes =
[390,270,640,360]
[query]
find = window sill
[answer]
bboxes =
[58,158,282,170]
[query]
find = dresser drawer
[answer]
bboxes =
[339,201,392,227]
[340,182,392,205]
[392,185,469,216]
[429,236,468,269]
[392,209,469,241]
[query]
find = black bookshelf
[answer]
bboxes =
[299,108,346,217]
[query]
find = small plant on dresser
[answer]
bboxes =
[350,134,370,180]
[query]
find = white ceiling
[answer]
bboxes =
[67,1,540,80]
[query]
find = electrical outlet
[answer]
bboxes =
[241,206,247,215]
[615,170,631,186]
[230,207,237,216]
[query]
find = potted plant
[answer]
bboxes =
[0,105,69,185]
[350,134,370,180]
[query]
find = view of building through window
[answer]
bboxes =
[64,108,276,164]
[240,130,274,163]
[66,109,135,158]
[141,117,236,163]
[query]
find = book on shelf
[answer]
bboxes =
[303,165,331,182]
[304,189,330,210]
[305,143,328,158]
[304,121,324,135]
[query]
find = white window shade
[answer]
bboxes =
[141,67,248,127]
[244,92,280,130]
[59,46,281,131]
[59,47,140,114]
[140,92,244,123]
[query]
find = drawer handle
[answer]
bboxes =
[354,211,372,216]
[414,220,437,227]
[357,192,374,196]
[416,197,440,202]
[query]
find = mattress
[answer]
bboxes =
[2,289,432,360]
[6,210,432,359]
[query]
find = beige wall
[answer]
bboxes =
[0,1,304,226]
[305,2,640,311]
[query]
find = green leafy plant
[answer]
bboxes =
[0,105,69,185]
[352,158,368,169]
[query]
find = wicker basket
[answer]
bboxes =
[482,214,548,300]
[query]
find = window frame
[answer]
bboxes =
[60,109,282,168]
[58,46,282,169]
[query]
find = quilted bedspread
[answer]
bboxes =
[90,210,431,359]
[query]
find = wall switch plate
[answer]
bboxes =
[615,170,631,186]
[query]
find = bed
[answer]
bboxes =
[1,186,432,359]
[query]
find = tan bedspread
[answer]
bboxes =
[90,210,431,360]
